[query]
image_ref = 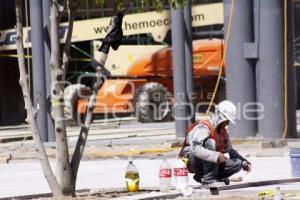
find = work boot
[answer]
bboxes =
[204,181,226,187]
[193,174,203,183]
[217,178,230,185]
[200,178,216,185]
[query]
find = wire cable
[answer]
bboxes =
[282,0,288,139]
[205,0,234,116]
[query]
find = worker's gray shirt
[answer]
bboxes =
[185,124,233,164]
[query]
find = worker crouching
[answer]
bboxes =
[180,100,252,185]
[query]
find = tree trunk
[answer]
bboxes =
[71,52,110,185]
[50,0,73,196]
[17,0,124,196]
[15,0,62,197]
[70,9,124,186]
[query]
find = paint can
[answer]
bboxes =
[290,148,300,177]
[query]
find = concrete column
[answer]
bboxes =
[295,2,300,109]
[171,6,188,138]
[184,0,195,124]
[30,0,48,141]
[286,0,297,138]
[256,0,284,138]
[224,0,257,138]
[42,0,55,141]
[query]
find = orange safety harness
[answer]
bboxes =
[179,120,227,157]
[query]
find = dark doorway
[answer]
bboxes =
[0,0,26,125]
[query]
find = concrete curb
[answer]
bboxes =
[0,187,180,200]
[111,191,182,200]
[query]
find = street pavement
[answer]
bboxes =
[0,118,300,199]
[0,156,299,198]
[0,120,177,147]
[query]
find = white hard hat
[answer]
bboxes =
[217,100,237,124]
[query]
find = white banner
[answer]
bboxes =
[0,3,223,51]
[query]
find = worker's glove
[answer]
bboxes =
[217,153,227,164]
[242,161,252,173]
[100,12,123,51]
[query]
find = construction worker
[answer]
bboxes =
[179,100,252,185]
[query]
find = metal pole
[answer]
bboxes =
[184,0,195,124]
[42,0,55,141]
[171,6,188,138]
[29,0,48,141]
[253,0,260,121]
[256,0,284,138]
[287,0,297,138]
[224,0,257,138]
[295,2,300,109]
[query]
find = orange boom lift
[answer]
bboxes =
[69,39,224,123]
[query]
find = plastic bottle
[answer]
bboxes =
[159,159,172,192]
[274,186,281,200]
[125,158,139,192]
[173,158,189,191]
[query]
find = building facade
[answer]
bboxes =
[0,0,298,126]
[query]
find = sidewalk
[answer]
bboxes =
[0,119,300,199]
[0,157,300,199]
[0,118,299,163]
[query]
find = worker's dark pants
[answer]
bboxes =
[189,139,243,183]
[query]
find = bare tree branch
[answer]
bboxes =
[50,0,73,195]
[70,10,125,182]
[57,0,66,23]
[15,0,62,197]
[70,62,109,183]
[62,0,78,79]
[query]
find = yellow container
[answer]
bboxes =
[125,171,139,192]
[125,160,139,192]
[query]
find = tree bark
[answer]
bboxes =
[62,0,79,80]
[70,9,124,185]
[71,53,110,184]
[50,0,73,196]
[15,0,62,197]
